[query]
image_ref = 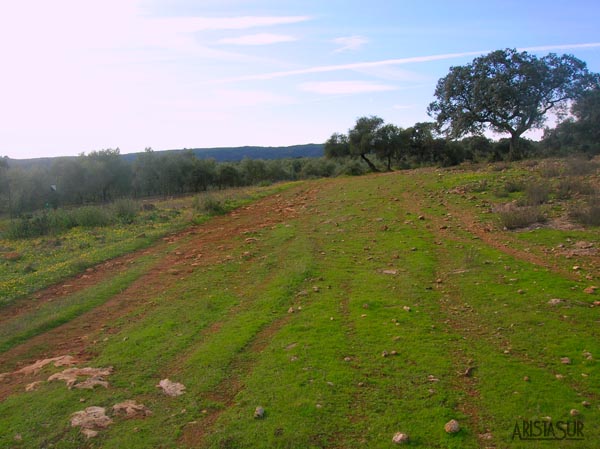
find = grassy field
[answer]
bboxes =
[0,160,598,448]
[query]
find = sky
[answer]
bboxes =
[1,0,600,159]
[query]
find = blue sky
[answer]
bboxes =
[1,0,599,158]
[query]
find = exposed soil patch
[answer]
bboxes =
[0,186,317,402]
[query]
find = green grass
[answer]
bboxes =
[0,164,599,448]
[0,183,297,305]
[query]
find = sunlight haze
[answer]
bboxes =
[1,0,599,158]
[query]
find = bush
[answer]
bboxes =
[519,182,550,206]
[565,156,599,176]
[72,206,113,227]
[112,199,139,224]
[193,195,227,216]
[498,206,546,230]
[570,195,600,226]
[556,179,595,199]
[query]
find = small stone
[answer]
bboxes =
[403,306,411,312]
[570,409,580,416]
[573,266,581,271]
[390,350,398,356]
[560,357,571,365]
[556,374,564,379]
[287,307,295,314]
[444,419,460,434]
[344,357,352,362]
[362,303,369,309]
[548,298,563,305]
[254,406,265,419]
[582,401,591,408]
[14,434,22,442]
[517,289,525,295]
[583,286,598,294]
[156,379,185,397]
[523,376,530,382]
[382,351,389,358]
[392,432,410,444]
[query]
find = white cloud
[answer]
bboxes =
[219,33,297,46]
[332,35,368,52]
[300,81,396,95]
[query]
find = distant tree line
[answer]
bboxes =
[0,149,366,216]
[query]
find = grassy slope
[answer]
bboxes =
[0,165,598,448]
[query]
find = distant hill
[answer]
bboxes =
[7,144,325,168]
[124,144,325,163]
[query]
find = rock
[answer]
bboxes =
[523,376,530,382]
[48,367,113,389]
[25,381,44,391]
[444,419,460,434]
[383,269,398,275]
[382,351,389,358]
[403,306,411,312]
[392,432,409,444]
[570,409,580,416]
[548,298,563,305]
[343,356,352,362]
[560,357,571,365]
[15,355,78,376]
[254,406,265,419]
[584,286,598,294]
[71,406,112,438]
[157,379,186,397]
[287,307,295,313]
[582,401,591,408]
[113,400,152,418]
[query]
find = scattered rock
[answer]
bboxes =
[403,306,411,312]
[523,376,530,382]
[25,381,44,392]
[392,432,409,444]
[113,400,152,418]
[382,351,389,358]
[48,367,113,389]
[517,289,525,295]
[570,409,580,416]
[560,357,571,365]
[287,307,295,313]
[444,419,460,434]
[15,355,78,376]
[427,375,439,382]
[382,269,398,275]
[362,303,369,309]
[71,406,113,438]
[157,379,186,397]
[479,432,493,441]
[548,298,564,306]
[254,406,265,419]
[582,401,591,408]
[584,286,598,294]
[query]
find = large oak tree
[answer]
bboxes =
[428,49,598,159]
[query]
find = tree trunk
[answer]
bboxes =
[508,133,522,161]
[360,154,380,172]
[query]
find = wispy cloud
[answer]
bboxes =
[332,35,368,52]
[519,42,600,52]
[213,42,600,83]
[300,81,396,95]
[219,33,297,46]
[149,15,311,32]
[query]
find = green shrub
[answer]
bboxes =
[112,199,139,224]
[194,195,227,216]
[73,206,113,227]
